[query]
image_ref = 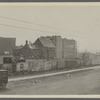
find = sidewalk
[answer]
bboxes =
[8,65,100,82]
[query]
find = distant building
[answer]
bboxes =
[62,38,77,59]
[46,36,77,59]
[0,37,16,55]
[46,36,63,59]
[78,52,96,66]
[14,35,77,60]
[14,41,41,59]
[34,37,56,60]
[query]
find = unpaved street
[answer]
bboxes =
[1,67,100,95]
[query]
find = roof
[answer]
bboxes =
[23,43,37,50]
[15,45,23,49]
[39,38,55,48]
[28,44,37,49]
[33,44,40,49]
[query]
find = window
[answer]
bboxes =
[3,57,12,64]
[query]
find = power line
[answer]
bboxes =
[0,15,66,30]
[0,23,58,34]
[0,15,99,39]
[0,15,98,38]
[0,23,100,40]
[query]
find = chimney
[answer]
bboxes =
[26,40,28,45]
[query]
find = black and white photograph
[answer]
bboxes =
[0,3,100,96]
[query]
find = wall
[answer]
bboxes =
[16,59,71,73]
[57,59,65,68]
[16,62,28,72]
[78,52,100,66]
[16,59,79,73]
[42,47,55,60]
[90,55,100,65]
[16,59,57,73]
[26,59,57,72]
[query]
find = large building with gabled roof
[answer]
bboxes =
[34,37,56,60]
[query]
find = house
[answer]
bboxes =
[34,37,56,60]
[13,41,41,59]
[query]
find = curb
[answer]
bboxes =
[8,66,100,82]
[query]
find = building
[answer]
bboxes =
[34,37,56,60]
[46,36,77,59]
[78,52,96,66]
[0,37,16,55]
[14,35,77,60]
[50,36,63,59]
[46,36,63,59]
[62,38,77,59]
[13,41,41,59]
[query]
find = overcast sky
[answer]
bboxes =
[0,3,100,52]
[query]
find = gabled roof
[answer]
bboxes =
[28,44,37,49]
[23,43,37,50]
[38,37,55,48]
[15,45,23,49]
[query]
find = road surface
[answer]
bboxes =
[1,66,100,95]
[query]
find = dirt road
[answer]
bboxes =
[1,66,100,95]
